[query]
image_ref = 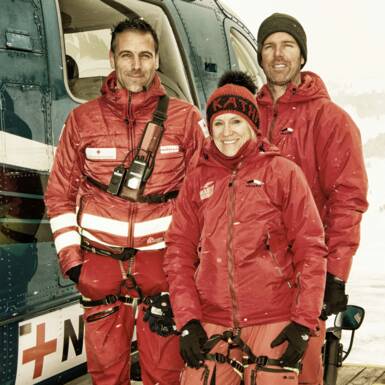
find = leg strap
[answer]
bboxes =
[203,329,302,379]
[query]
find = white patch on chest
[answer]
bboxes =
[85,147,117,160]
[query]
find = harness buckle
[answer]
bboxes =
[256,355,268,367]
[214,352,227,364]
[105,294,118,304]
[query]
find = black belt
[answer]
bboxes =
[85,175,178,203]
[81,238,137,261]
[80,294,137,307]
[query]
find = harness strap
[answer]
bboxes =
[205,353,244,377]
[203,329,301,378]
[84,175,179,203]
[80,294,137,307]
[81,237,137,261]
[80,237,144,300]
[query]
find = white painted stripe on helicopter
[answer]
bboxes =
[80,213,129,236]
[133,215,172,237]
[50,213,77,233]
[0,190,45,199]
[0,131,54,171]
[54,231,81,253]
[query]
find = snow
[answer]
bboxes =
[338,156,385,366]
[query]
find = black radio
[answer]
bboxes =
[107,164,126,195]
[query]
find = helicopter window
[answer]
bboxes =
[58,0,192,103]
[229,28,265,90]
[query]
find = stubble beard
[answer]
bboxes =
[266,60,302,88]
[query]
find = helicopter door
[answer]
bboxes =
[58,0,194,104]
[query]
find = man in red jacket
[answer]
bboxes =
[256,13,368,385]
[45,18,205,385]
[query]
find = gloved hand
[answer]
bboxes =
[321,272,348,319]
[180,319,208,368]
[270,321,310,367]
[66,265,82,284]
[143,292,177,337]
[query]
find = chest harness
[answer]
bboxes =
[80,95,175,310]
[200,328,301,385]
[85,94,178,204]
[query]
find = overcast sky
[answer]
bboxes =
[223,0,385,90]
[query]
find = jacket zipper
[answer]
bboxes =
[227,169,239,327]
[267,103,278,143]
[126,91,135,248]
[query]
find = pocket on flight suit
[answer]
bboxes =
[84,303,134,372]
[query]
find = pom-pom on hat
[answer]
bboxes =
[206,71,259,134]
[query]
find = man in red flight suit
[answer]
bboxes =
[256,13,369,385]
[45,18,205,385]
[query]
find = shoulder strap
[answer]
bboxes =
[152,95,169,127]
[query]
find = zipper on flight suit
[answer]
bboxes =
[125,91,135,248]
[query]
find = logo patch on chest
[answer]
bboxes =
[200,181,215,200]
[160,145,180,154]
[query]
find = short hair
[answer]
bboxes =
[110,17,159,54]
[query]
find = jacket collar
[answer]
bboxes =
[100,71,166,120]
[202,134,280,170]
[257,71,330,105]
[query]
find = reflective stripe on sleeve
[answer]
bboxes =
[136,241,166,251]
[80,213,128,236]
[133,216,172,237]
[50,213,77,233]
[54,230,81,253]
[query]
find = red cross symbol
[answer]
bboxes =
[22,323,57,379]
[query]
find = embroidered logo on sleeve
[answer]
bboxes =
[200,181,215,200]
[160,145,180,154]
[198,119,210,138]
[85,148,116,160]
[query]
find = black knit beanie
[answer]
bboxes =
[257,13,307,68]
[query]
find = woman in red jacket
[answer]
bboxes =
[163,71,327,385]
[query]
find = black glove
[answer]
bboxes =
[143,293,177,337]
[180,319,208,368]
[66,265,82,284]
[270,321,310,367]
[321,272,348,319]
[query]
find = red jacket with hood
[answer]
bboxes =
[257,71,368,281]
[164,137,327,331]
[45,72,205,276]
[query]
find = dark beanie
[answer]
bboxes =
[206,71,259,134]
[257,13,307,68]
